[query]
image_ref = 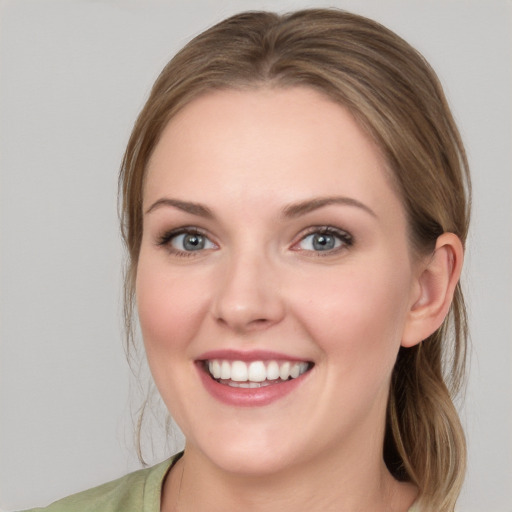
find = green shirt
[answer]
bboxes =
[21,455,178,512]
[22,453,418,511]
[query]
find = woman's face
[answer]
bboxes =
[136,87,422,475]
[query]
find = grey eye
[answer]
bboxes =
[171,232,214,251]
[298,232,344,252]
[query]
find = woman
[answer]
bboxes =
[24,8,470,512]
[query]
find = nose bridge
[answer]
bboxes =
[212,241,284,331]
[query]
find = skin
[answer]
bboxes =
[136,87,461,511]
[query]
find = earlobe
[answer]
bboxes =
[401,233,464,348]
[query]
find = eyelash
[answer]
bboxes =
[292,226,353,256]
[157,227,216,257]
[156,225,354,257]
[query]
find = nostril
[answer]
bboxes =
[214,313,275,332]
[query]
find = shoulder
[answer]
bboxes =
[20,454,180,512]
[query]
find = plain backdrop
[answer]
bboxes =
[0,1,511,510]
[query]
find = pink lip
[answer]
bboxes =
[197,349,308,363]
[195,350,313,407]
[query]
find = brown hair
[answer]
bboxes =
[119,9,471,511]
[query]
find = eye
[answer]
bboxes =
[295,227,352,254]
[158,228,216,255]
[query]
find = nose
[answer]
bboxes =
[211,250,285,333]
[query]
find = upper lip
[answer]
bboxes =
[197,349,311,363]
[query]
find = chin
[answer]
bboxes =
[205,446,298,477]
[185,426,305,477]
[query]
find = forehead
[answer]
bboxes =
[145,87,403,223]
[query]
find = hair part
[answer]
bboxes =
[119,9,471,511]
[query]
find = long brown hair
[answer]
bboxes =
[119,9,471,511]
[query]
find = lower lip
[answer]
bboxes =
[196,363,311,407]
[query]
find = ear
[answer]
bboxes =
[401,233,464,348]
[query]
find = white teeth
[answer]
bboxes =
[231,361,248,382]
[266,361,280,380]
[279,362,290,380]
[227,381,271,388]
[209,360,222,379]
[248,361,266,382]
[290,363,301,379]
[220,360,230,380]
[206,359,310,383]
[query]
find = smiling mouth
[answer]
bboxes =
[203,359,313,388]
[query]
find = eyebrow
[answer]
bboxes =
[145,195,376,220]
[282,196,377,218]
[145,198,214,218]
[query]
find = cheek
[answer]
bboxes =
[135,257,210,357]
[293,259,412,367]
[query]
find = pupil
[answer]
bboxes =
[313,233,334,251]
[184,234,204,251]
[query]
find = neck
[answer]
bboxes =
[162,437,417,512]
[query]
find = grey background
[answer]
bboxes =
[1,1,511,510]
